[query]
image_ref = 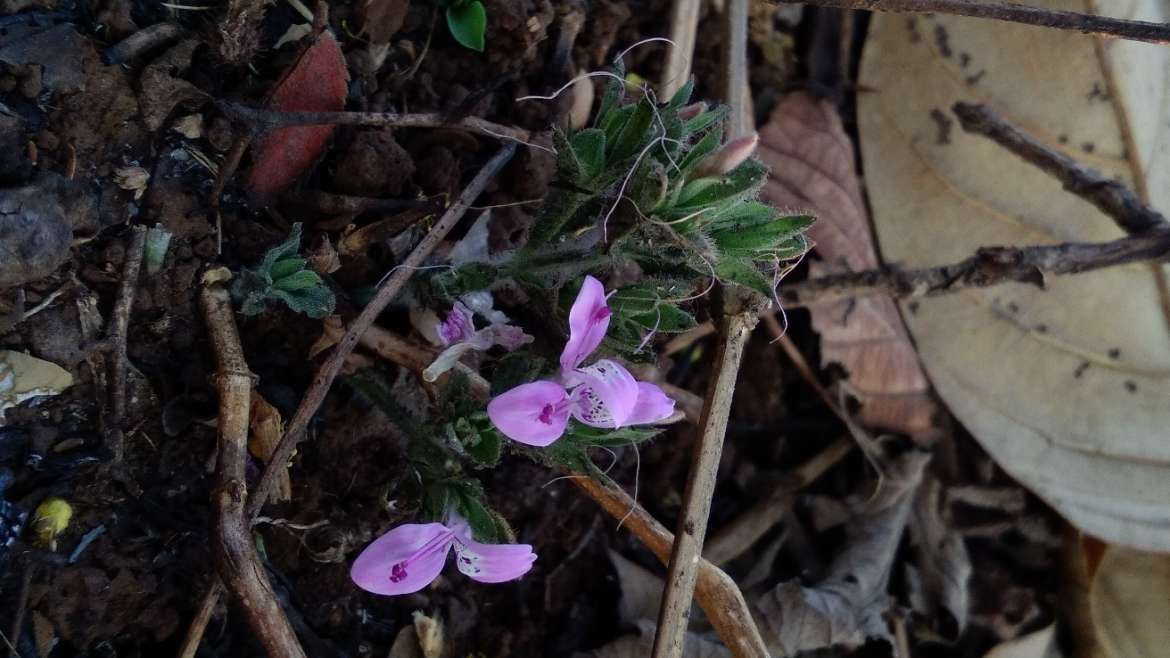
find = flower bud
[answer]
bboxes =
[30,497,71,551]
[693,132,759,178]
[677,102,707,122]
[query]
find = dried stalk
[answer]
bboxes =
[785,0,1170,45]
[652,3,757,656]
[659,0,702,99]
[572,475,769,658]
[200,280,306,658]
[219,102,532,143]
[652,310,757,658]
[105,226,147,463]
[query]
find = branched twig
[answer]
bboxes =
[248,143,515,517]
[785,0,1170,45]
[572,475,769,658]
[219,102,533,143]
[200,280,306,658]
[105,226,146,463]
[777,229,1170,307]
[953,103,1169,235]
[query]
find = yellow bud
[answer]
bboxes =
[31,497,72,551]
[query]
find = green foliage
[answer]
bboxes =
[530,419,663,474]
[438,64,813,362]
[446,0,487,52]
[231,223,335,319]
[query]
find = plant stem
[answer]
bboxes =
[785,0,1170,45]
[200,281,306,658]
[104,226,146,464]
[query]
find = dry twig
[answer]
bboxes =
[219,102,532,143]
[200,279,306,658]
[104,226,147,463]
[786,0,1170,45]
[659,0,701,99]
[573,475,769,658]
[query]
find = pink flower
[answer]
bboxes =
[351,515,536,596]
[693,132,759,178]
[486,275,676,447]
[423,298,534,383]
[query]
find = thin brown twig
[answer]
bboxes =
[777,228,1170,307]
[653,310,758,658]
[219,102,532,143]
[175,580,223,658]
[953,103,1169,235]
[247,143,515,518]
[653,4,757,655]
[200,279,306,658]
[572,475,769,658]
[785,0,1170,45]
[104,226,146,464]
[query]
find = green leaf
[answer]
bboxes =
[269,257,307,281]
[272,269,323,292]
[676,125,724,180]
[452,482,500,541]
[666,78,695,110]
[461,423,502,467]
[593,60,626,130]
[682,105,729,138]
[715,257,775,297]
[562,422,662,448]
[270,285,336,318]
[446,0,486,51]
[609,98,656,162]
[490,352,546,396]
[260,223,305,270]
[570,129,607,182]
[711,213,816,254]
[668,160,769,217]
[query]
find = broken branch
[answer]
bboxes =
[104,226,146,463]
[200,279,306,658]
[785,0,1170,45]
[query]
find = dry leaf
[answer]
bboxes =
[246,31,349,204]
[757,92,937,439]
[275,23,312,50]
[113,166,150,200]
[907,475,971,641]
[172,114,204,140]
[249,392,291,502]
[858,0,1170,550]
[0,350,73,423]
[411,610,444,658]
[608,550,668,625]
[753,448,931,654]
[361,0,410,44]
[982,625,1062,658]
[1089,545,1170,658]
[307,235,341,274]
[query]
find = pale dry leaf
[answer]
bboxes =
[608,549,667,625]
[908,475,971,641]
[1089,545,1170,658]
[171,114,203,140]
[362,0,410,45]
[309,315,345,359]
[982,624,1062,658]
[0,350,73,423]
[307,235,341,274]
[113,166,150,200]
[388,623,423,658]
[411,610,444,658]
[275,23,312,50]
[249,392,291,502]
[859,0,1170,550]
[756,92,937,439]
[752,448,931,654]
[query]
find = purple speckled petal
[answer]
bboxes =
[488,324,534,351]
[453,538,537,584]
[487,381,571,447]
[350,523,453,596]
[568,359,639,429]
[438,302,477,346]
[626,381,676,425]
[560,275,610,374]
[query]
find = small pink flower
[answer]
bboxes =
[423,298,534,383]
[351,515,536,596]
[486,276,675,446]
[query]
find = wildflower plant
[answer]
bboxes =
[232,223,336,319]
[347,63,815,597]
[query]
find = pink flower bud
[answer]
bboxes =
[693,132,759,178]
[677,102,707,122]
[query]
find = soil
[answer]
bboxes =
[0,2,1063,657]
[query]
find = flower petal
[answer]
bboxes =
[487,381,570,447]
[560,275,611,373]
[453,538,537,584]
[568,359,639,428]
[350,523,453,596]
[438,302,476,346]
[488,324,534,351]
[421,342,479,383]
[626,381,676,425]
